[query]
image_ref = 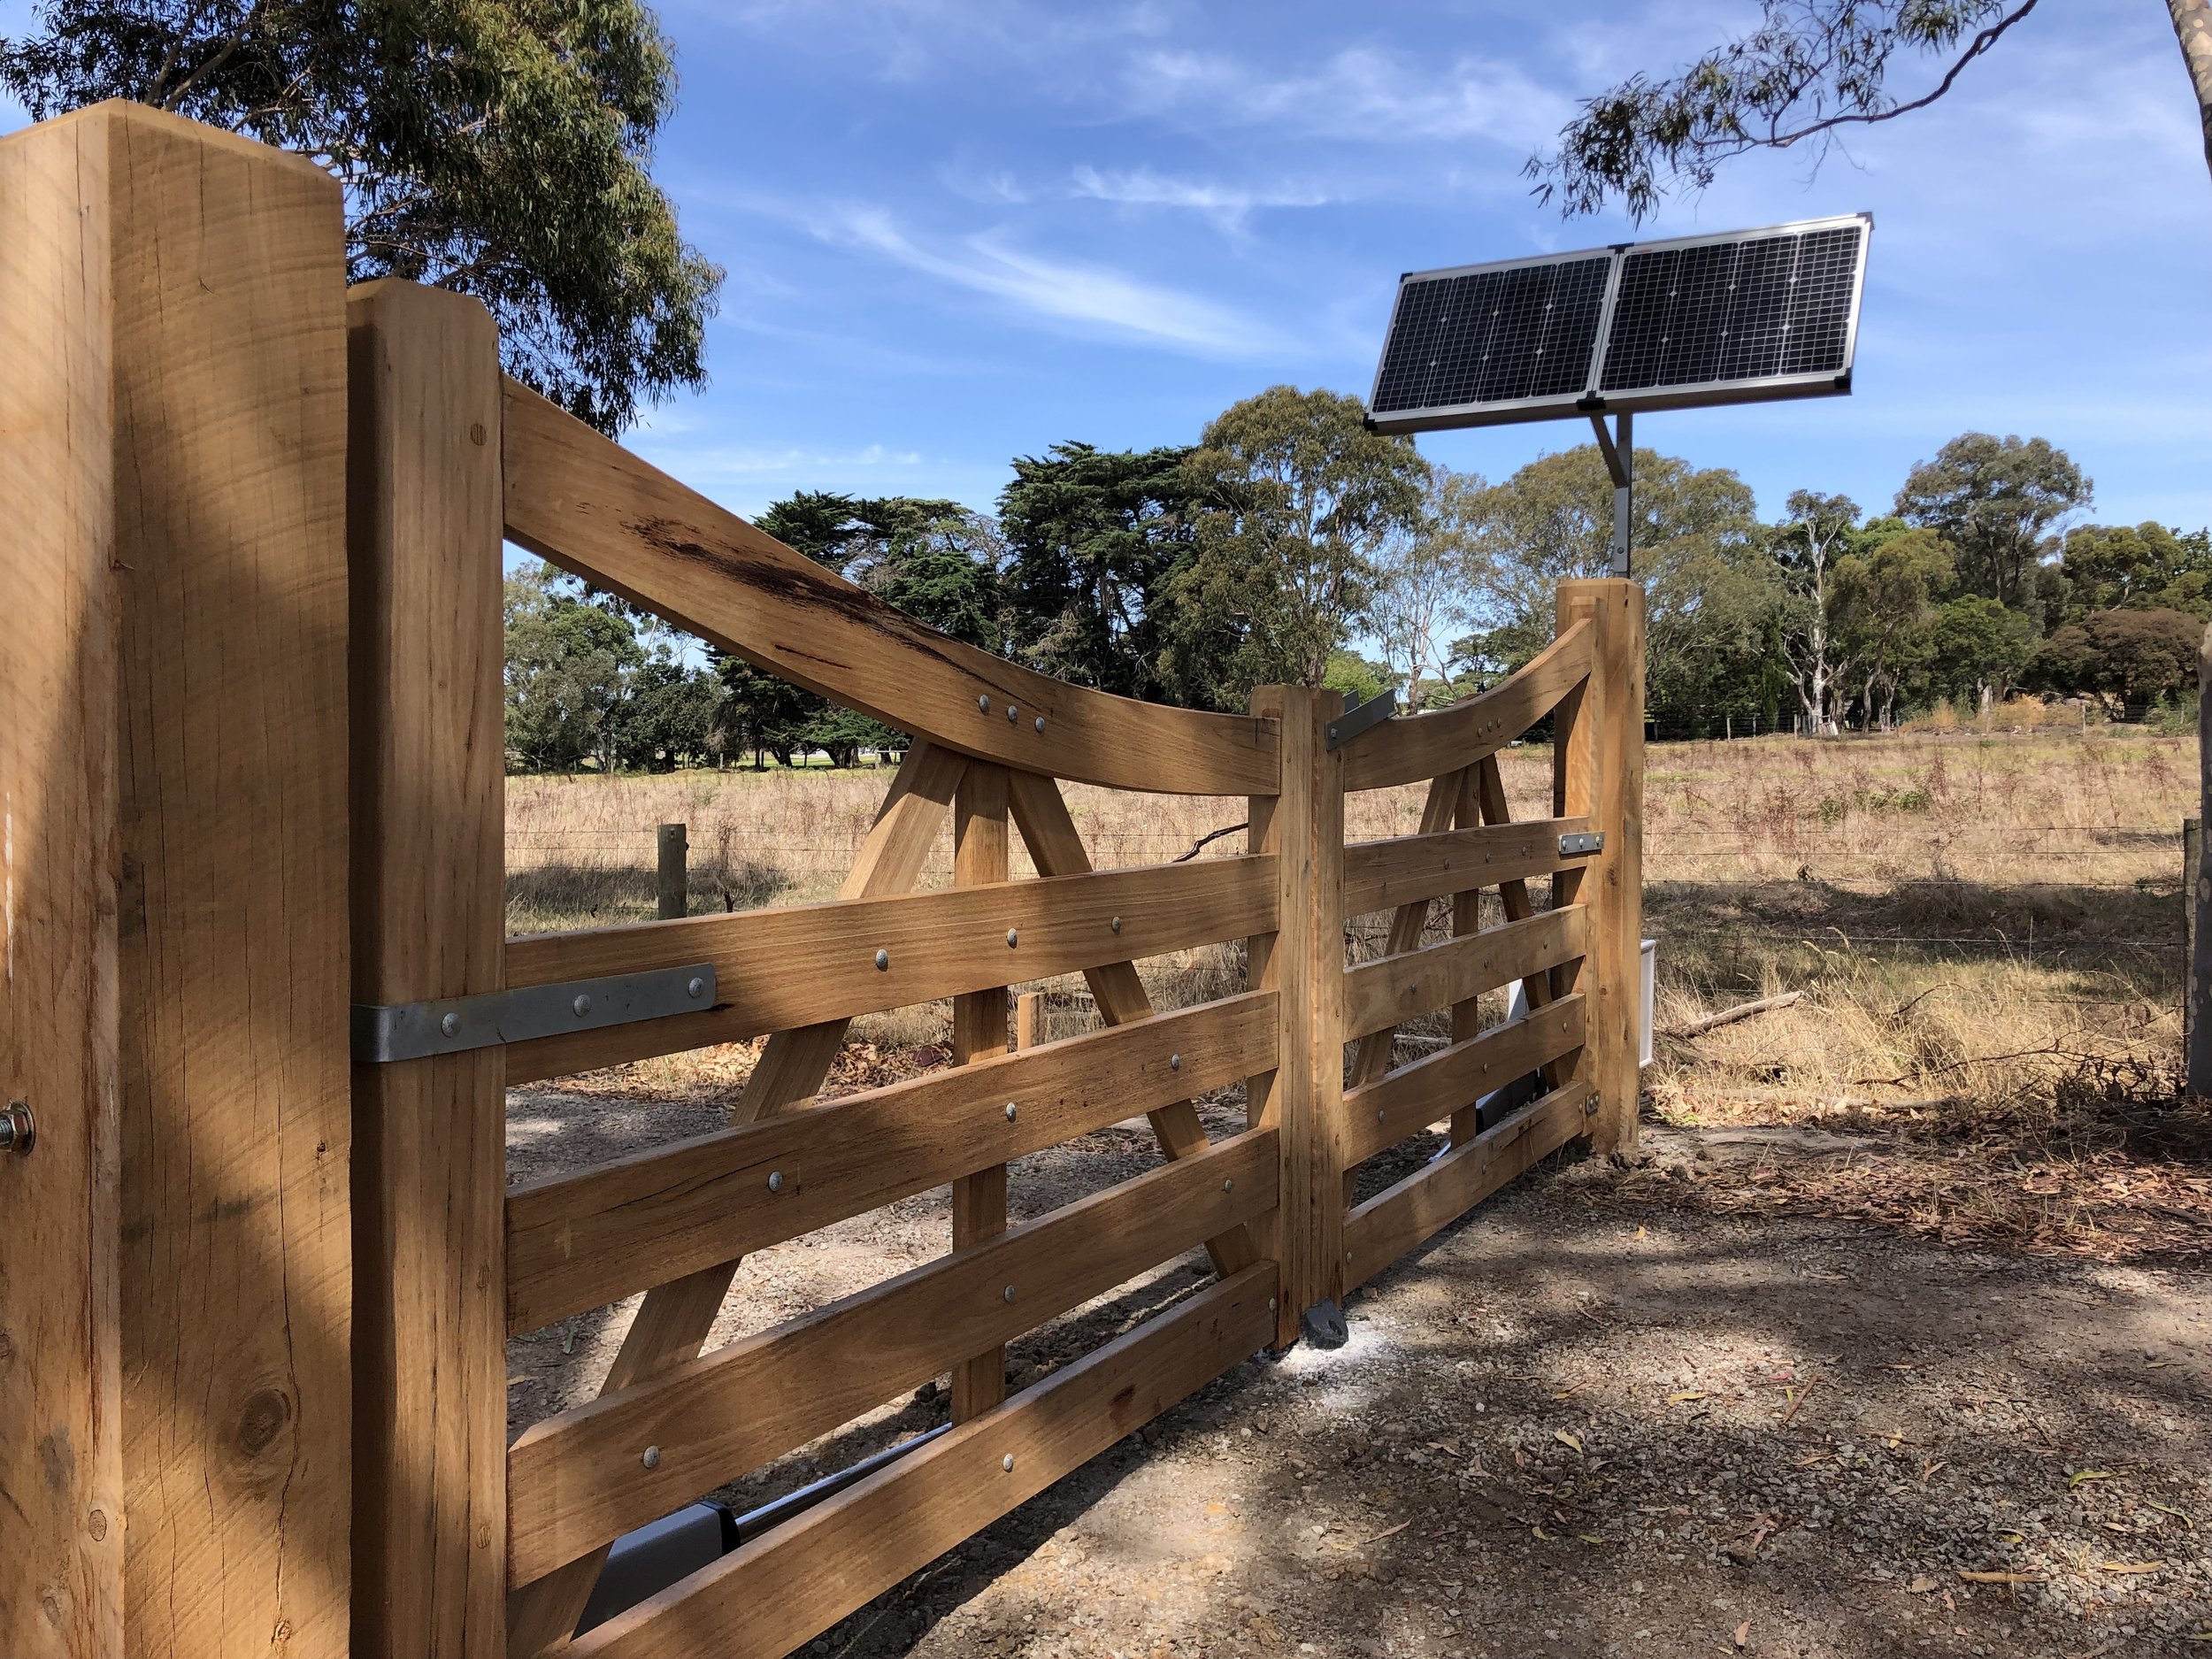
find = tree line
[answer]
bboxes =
[505,390,2209,772]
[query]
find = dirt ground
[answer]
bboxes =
[507,1097,2212,1659]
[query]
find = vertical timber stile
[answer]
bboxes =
[950,763,1012,1421]
[1553,580,1647,1156]
[347,280,510,1659]
[0,102,354,1659]
[1247,686,1344,1343]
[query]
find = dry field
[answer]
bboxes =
[507,725,2207,1264]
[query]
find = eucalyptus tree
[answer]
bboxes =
[2,0,722,434]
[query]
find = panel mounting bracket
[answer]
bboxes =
[1325,689,1397,750]
[1558,831,1605,857]
[352,963,718,1064]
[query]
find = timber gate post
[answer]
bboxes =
[346,280,510,1657]
[1247,685,1347,1345]
[1552,579,1647,1157]
[0,102,354,1658]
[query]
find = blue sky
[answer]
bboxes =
[5,1,2207,534]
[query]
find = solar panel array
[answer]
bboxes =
[1368,215,1870,434]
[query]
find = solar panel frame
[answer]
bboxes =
[1365,212,1871,435]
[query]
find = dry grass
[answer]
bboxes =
[507,726,2206,1259]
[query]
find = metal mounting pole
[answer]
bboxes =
[1588,411,1632,577]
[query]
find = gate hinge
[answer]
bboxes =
[1325,689,1396,750]
[1558,831,1605,856]
[352,963,718,1064]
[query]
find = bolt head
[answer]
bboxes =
[572,993,592,1018]
[1110,915,1122,933]
[1004,1102,1018,1121]
[1222,1179,1233,1193]
[1002,1284,1016,1302]
[1002,1453,1016,1472]
[1169,1053,1180,1071]
[440,1011,462,1038]
[766,1170,784,1194]
[1007,704,1018,722]
[1033,716,1045,733]
[641,1446,661,1469]
[875,949,890,971]
[687,976,706,999]
[1006,927,1019,948]
[978,695,991,712]
[1268,1297,1279,1311]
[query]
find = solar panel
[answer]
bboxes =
[1366,213,1870,434]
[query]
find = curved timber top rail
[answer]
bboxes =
[501,381,1279,795]
[1339,620,1593,792]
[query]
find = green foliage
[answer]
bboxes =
[1446,442,1774,727]
[504,563,647,770]
[1924,593,2039,710]
[1829,524,1953,727]
[1525,0,2041,219]
[997,442,1196,700]
[1,0,723,434]
[2052,522,2212,621]
[1157,386,1427,710]
[1320,650,1393,708]
[2028,608,2206,705]
[1893,432,2092,606]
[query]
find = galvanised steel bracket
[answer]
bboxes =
[1558,831,1605,856]
[1325,689,1397,750]
[352,964,718,1064]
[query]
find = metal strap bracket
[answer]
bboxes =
[353,963,718,1064]
[1558,831,1605,857]
[1325,689,1397,750]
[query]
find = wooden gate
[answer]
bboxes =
[0,104,1642,1659]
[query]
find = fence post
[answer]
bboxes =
[2189,816,2208,1093]
[1555,580,1647,1157]
[347,279,510,1657]
[657,821,689,919]
[1247,686,1346,1346]
[0,103,355,1659]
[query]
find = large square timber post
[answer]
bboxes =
[0,103,354,1658]
[1553,579,1646,1158]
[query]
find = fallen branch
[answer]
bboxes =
[1171,821,1248,864]
[1661,992,1803,1040]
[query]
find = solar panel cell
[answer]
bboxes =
[1370,255,1610,418]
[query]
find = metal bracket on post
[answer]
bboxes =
[1325,689,1396,750]
[1559,830,1605,857]
[352,964,718,1063]
[1589,411,1632,578]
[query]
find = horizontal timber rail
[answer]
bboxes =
[505,990,1278,1333]
[1340,622,1592,792]
[1343,816,1593,916]
[502,851,1277,1083]
[1342,907,1587,1041]
[1342,995,1587,1165]
[507,1130,1276,1586]
[566,1264,1279,1659]
[1346,1081,1593,1289]
[501,380,1278,796]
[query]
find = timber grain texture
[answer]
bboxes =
[0,102,126,1659]
[505,1132,1277,1586]
[0,103,357,1659]
[506,744,967,1652]
[347,280,509,1659]
[1342,818,1593,917]
[503,990,1279,1333]
[566,1266,1280,1659]
[500,380,1278,796]
[501,852,1276,1083]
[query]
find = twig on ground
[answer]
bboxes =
[1662,992,1803,1040]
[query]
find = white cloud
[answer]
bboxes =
[818,205,1278,357]
[1070,165,1332,228]
[1125,45,1571,150]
